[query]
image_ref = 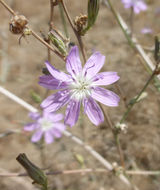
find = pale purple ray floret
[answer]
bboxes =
[24,111,66,144]
[121,0,147,14]
[39,46,120,127]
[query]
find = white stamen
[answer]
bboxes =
[69,73,93,100]
[39,118,53,131]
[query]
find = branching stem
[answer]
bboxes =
[60,0,87,63]
[120,61,160,124]
[0,0,65,61]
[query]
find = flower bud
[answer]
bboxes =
[82,0,99,34]
[48,30,67,56]
[74,14,88,35]
[154,36,160,61]
[16,153,47,189]
[115,122,128,134]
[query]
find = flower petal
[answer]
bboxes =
[41,90,71,112]
[66,46,82,76]
[41,93,56,108]
[29,112,40,120]
[51,127,63,138]
[24,123,38,131]
[39,75,68,90]
[43,112,64,122]
[45,61,71,81]
[64,100,80,127]
[92,72,120,86]
[83,52,105,79]
[83,98,104,125]
[31,130,43,143]
[44,131,54,144]
[54,123,66,131]
[91,87,120,106]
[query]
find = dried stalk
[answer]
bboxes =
[1,168,160,177]
[0,0,65,61]
[60,0,87,62]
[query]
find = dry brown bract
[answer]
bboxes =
[9,15,28,34]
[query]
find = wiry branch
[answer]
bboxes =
[0,0,65,61]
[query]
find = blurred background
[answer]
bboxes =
[0,0,160,189]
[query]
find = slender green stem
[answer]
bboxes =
[130,7,134,37]
[107,0,135,48]
[47,0,54,63]
[58,3,69,38]
[115,83,128,108]
[40,141,46,168]
[106,0,160,91]
[120,62,160,124]
[99,105,125,167]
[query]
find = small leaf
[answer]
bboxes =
[30,90,42,103]
[74,153,85,167]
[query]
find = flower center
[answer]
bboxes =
[70,74,92,100]
[39,118,53,131]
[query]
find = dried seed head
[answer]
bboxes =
[115,123,128,134]
[9,15,28,34]
[74,14,88,34]
[112,162,124,176]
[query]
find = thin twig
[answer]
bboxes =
[31,30,65,61]
[60,0,87,63]
[120,61,160,124]
[1,168,160,177]
[0,129,21,138]
[115,84,128,108]
[58,3,69,38]
[0,86,37,112]
[0,168,34,189]
[105,0,160,81]
[0,168,110,177]
[0,0,65,61]
[126,170,160,176]
[0,0,16,15]
[99,105,125,168]
[47,0,55,62]
[130,7,134,37]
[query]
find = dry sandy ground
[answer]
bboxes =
[0,0,160,189]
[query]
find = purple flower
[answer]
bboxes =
[39,46,120,127]
[121,0,147,14]
[141,27,153,34]
[24,111,66,144]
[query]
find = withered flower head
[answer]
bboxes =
[74,14,88,35]
[9,15,28,34]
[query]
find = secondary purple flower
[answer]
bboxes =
[39,46,120,127]
[141,27,153,34]
[24,111,66,144]
[121,0,147,14]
